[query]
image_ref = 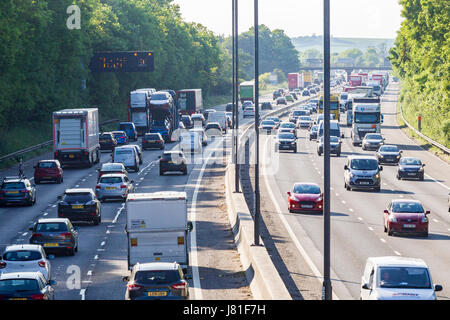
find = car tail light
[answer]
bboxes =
[84,151,89,156]
[30,294,46,300]
[33,233,42,237]
[120,184,127,189]
[95,185,101,189]
[60,232,72,239]
[38,260,46,268]
[171,282,186,290]
[0,261,6,268]
[120,136,125,139]
[0,190,6,194]
[127,282,143,291]
[20,190,28,193]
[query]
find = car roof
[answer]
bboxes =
[38,159,58,163]
[163,150,184,155]
[135,262,180,271]
[391,199,422,204]
[99,174,126,179]
[37,218,69,224]
[4,244,43,252]
[64,188,93,194]
[367,256,427,268]
[101,162,125,169]
[112,131,126,134]
[348,155,378,160]
[0,272,44,281]
[380,144,398,148]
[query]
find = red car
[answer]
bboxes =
[287,183,323,213]
[383,199,429,237]
[34,160,63,184]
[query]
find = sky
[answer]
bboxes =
[172,0,403,39]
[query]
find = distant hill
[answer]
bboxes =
[291,35,395,53]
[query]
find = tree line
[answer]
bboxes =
[0,1,301,156]
[389,0,449,147]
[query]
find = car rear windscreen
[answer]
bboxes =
[38,162,57,168]
[36,223,68,232]
[134,270,180,285]
[62,193,93,203]
[3,250,42,261]
[100,177,123,184]
[0,279,40,292]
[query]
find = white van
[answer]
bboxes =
[112,146,140,172]
[318,120,343,138]
[207,111,227,133]
[360,256,443,300]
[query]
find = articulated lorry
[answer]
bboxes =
[239,81,255,103]
[53,108,100,167]
[177,89,203,116]
[351,97,382,146]
[125,191,193,273]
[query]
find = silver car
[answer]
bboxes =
[189,128,208,146]
[0,244,52,281]
[95,174,134,202]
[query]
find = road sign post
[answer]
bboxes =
[234,0,240,193]
[323,0,332,300]
[254,0,261,246]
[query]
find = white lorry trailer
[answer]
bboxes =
[52,108,100,167]
[125,191,193,273]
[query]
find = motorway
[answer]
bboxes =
[0,92,289,300]
[258,83,450,299]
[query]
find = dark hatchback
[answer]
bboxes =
[142,133,164,150]
[123,262,189,300]
[377,145,402,165]
[57,189,101,225]
[261,102,273,110]
[309,125,318,141]
[0,272,56,300]
[99,132,118,151]
[397,157,425,180]
[0,177,36,207]
[29,218,78,256]
[181,115,193,129]
[159,151,187,175]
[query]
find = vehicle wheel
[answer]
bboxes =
[135,166,139,173]
[317,151,321,156]
[420,174,424,181]
[422,231,428,238]
[383,222,387,233]
[337,153,341,157]
[293,148,297,153]
[68,247,75,256]
[75,244,78,252]
[159,170,164,176]
[346,184,351,191]
[93,215,101,226]
[183,169,187,175]
[374,187,381,192]
[397,175,401,180]
[387,228,393,236]
[57,177,62,184]
[35,180,40,185]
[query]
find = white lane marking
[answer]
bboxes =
[424,173,450,191]
[189,139,221,300]
[75,185,79,188]
[106,229,110,234]
[94,255,99,260]
[368,227,374,231]
[349,208,354,212]
[87,270,92,276]
[100,241,105,246]
[112,204,125,224]
[358,217,363,221]
[43,212,48,216]
[432,219,439,223]
[394,251,401,256]
[341,200,346,205]
[80,289,86,300]
[82,179,86,182]
[51,205,56,208]
[380,238,386,243]
[22,232,27,236]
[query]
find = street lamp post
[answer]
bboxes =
[234,0,240,193]
[254,0,260,246]
[322,0,332,300]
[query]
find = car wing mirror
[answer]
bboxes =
[344,165,348,170]
[48,280,57,286]
[287,191,291,196]
[422,164,425,166]
[362,283,370,290]
[184,274,192,280]
[384,210,389,214]
[48,254,55,260]
[379,166,383,171]
[122,276,130,282]
[435,284,443,292]
[425,211,430,215]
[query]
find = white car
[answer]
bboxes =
[243,107,255,118]
[360,256,443,300]
[0,244,52,281]
[296,116,313,129]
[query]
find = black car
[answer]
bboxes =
[99,132,117,151]
[261,102,273,110]
[302,90,310,96]
[376,145,402,165]
[309,125,318,141]
[0,272,56,300]
[397,157,425,180]
[142,133,164,150]
[225,103,233,112]
[273,90,281,100]
[317,136,341,157]
[159,151,187,175]
[123,262,189,300]
[0,176,36,207]
[29,218,79,256]
[57,188,101,225]
[275,132,297,153]
[181,115,193,129]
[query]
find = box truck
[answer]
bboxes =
[53,108,100,167]
[125,191,193,273]
[177,89,203,116]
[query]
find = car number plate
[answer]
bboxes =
[168,161,174,164]
[408,173,416,176]
[105,187,116,190]
[9,298,27,300]
[44,243,59,247]
[148,291,167,297]
[359,181,370,185]
[100,140,106,143]
[72,205,84,209]
[403,224,416,228]
[301,205,313,208]
[386,158,394,161]
[8,191,19,194]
